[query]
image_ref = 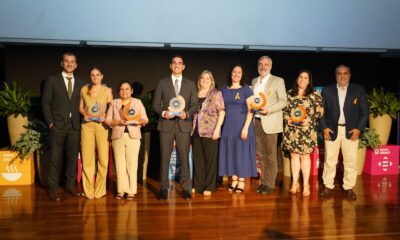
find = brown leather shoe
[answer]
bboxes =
[320,187,333,197]
[48,189,62,201]
[343,189,357,200]
[65,186,82,197]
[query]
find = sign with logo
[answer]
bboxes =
[363,145,399,175]
[168,141,193,181]
[0,149,34,185]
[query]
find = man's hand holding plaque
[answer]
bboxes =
[122,104,141,125]
[289,105,307,126]
[85,102,105,122]
[247,92,267,114]
[166,95,186,118]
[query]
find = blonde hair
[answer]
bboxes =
[197,70,215,92]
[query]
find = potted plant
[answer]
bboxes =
[10,120,48,160]
[10,120,48,185]
[367,87,400,145]
[0,82,33,145]
[357,128,382,175]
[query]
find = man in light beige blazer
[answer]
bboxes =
[251,56,287,194]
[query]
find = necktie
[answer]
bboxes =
[174,78,179,96]
[66,77,73,99]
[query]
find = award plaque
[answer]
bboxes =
[290,105,307,125]
[122,104,141,125]
[168,95,186,116]
[249,92,267,110]
[86,102,104,122]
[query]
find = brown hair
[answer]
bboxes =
[87,67,104,96]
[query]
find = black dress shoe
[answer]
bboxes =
[182,190,192,200]
[65,186,82,197]
[159,189,168,200]
[256,184,265,193]
[260,185,274,195]
[320,187,333,197]
[343,189,357,200]
[48,189,62,201]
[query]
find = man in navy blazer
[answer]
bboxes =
[152,55,198,200]
[42,52,84,201]
[319,65,368,200]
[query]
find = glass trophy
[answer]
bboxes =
[168,95,186,116]
[86,102,104,122]
[122,104,141,125]
[290,105,307,125]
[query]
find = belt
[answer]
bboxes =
[337,124,346,126]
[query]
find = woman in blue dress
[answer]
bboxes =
[218,64,257,193]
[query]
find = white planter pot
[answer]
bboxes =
[7,114,28,146]
[356,147,367,175]
[369,114,392,145]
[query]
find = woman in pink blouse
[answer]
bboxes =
[191,70,225,196]
[105,81,148,200]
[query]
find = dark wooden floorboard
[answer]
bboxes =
[0,174,399,239]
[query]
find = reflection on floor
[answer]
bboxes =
[0,174,399,239]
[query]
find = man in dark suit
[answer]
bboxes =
[42,52,84,201]
[319,65,369,200]
[152,55,198,200]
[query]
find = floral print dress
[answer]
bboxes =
[282,90,324,154]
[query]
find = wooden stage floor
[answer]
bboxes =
[0,174,399,239]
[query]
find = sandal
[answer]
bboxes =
[115,193,124,200]
[126,195,135,201]
[203,190,212,196]
[235,179,245,193]
[229,176,239,192]
[303,185,310,197]
[289,183,301,195]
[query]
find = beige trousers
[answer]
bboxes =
[112,133,141,195]
[322,126,358,190]
[81,122,110,199]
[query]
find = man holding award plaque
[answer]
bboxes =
[251,56,287,195]
[152,55,198,200]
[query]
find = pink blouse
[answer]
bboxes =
[105,98,148,140]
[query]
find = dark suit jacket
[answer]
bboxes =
[319,83,369,140]
[152,77,198,133]
[41,73,84,130]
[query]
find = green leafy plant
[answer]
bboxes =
[358,128,382,150]
[10,120,48,160]
[367,87,400,119]
[139,93,157,132]
[0,82,32,117]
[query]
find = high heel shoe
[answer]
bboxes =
[289,183,301,195]
[235,179,245,193]
[229,177,238,192]
[303,185,310,197]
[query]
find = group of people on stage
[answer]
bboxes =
[41,52,368,202]
[42,52,149,201]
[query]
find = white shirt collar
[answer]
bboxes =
[62,71,74,79]
[259,73,270,83]
[171,75,182,82]
[336,83,349,91]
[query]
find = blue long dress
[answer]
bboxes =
[218,85,257,177]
